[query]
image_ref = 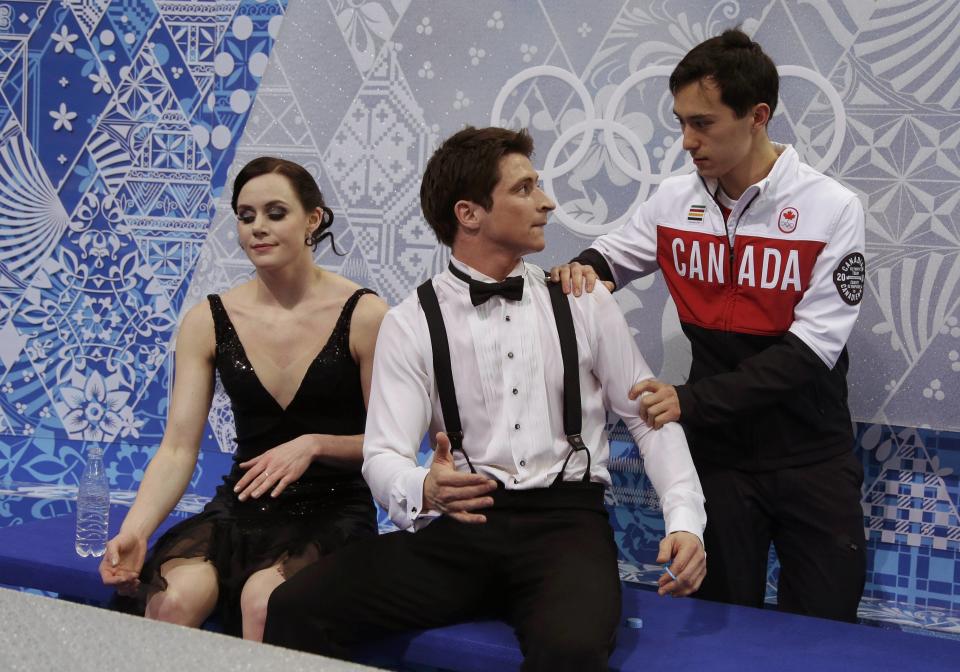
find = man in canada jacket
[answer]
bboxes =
[555,28,866,622]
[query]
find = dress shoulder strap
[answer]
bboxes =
[206,294,233,350]
[333,288,377,348]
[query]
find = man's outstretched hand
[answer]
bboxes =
[422,432,497,524]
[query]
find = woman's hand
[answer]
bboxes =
[234,434,318,500]
[99,530,147,596]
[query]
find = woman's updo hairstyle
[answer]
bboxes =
[231,156,342,254]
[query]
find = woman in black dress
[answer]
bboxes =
[99,157,387,640]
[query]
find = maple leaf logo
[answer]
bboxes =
[778,208,798,233]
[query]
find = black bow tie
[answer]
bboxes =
[448,262,525,306]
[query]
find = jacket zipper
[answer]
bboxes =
[699,176,760,330]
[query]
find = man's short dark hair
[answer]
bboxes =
[420,126,534,247]
[669,28,779,121]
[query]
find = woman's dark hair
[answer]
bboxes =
[669,28,779,122]
[420,126,534,247]
[231,156,342,254]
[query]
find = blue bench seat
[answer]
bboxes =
[1,509,959,671]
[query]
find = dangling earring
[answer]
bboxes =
[304,234,312,246]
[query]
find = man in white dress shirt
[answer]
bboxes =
[263,126,706,671]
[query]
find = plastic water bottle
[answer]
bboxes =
[75,446,109,557]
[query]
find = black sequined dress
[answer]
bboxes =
[120,289,378,635]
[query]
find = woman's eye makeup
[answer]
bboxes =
[236,208,288,223]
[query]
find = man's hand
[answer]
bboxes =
[99,530,147,596]
[629,379,680,429]
[656,531,706,597]
[549,263,615,296]
[235,434,316,500]
[423,432,497,524]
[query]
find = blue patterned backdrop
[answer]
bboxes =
[2,0,960,630]
[0,0,287,522]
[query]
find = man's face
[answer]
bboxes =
[475,153,556,256]
[673,77,757,182]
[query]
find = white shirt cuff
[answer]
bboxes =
[663,507,706,548]
[392,466,439,530]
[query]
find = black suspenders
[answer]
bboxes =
[416,273,591,484]
[417,280,477,474]
[545,277,592,485]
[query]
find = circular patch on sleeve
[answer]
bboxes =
[833,252,865,305]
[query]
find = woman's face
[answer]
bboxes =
[235,173,319,270]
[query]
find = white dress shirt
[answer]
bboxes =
[363,258,706,540]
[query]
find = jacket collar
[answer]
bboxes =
[698,143,796,205]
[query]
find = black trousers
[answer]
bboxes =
[263,483,621,672]
[694,450,866,622]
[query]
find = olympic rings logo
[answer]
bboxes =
[491,64,846,236]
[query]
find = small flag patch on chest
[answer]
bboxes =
[687,205,706,222]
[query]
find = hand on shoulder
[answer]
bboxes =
[548,262,615,296]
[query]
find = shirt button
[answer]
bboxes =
[520,459,526,467]
[513,478,519,484]
[512,388,518,395]
[505,315,511,322]
[411,506,418,513]
[514,423,520,430]
[507,352,514,359]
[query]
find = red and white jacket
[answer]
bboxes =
[575,145,865,470]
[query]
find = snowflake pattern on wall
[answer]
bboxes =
[0,0,288,505]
